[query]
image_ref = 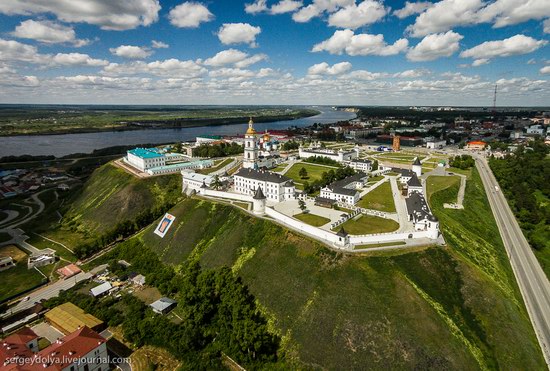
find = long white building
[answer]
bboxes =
[233,168,295,202]
[298,146,359,163]
[319,173,368,205]
[182,171,215,194]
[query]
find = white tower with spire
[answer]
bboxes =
[243,117,259,169]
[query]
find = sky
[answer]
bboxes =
[0,0,548,106]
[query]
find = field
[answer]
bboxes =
[293,212,330,227]
[357,181,396,212]
[133,287,162,305]
[130,345,181,371]
[122,190,544,369]
[334,214,399,235]
[0,107,319,136]
[426,176,460,200]
[284,162,339,186]
[0,245,46,302]
[26,233,77,262]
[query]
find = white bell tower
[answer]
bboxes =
[243,117,258,169]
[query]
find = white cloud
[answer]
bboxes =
[257,68,276,77]
[341,69,387,80]
[544,19,550,33]
[204,49,267,68]
[168,2,214,28]
[0,38,107,67]
[393,69,429,78]
[406,31,463,61]
[527,58,537,64]
[12,20,89,46]
[0,0,160,31]
[328,1,388,29]
[110,45,153,59]
[102,59,206,77]
[52,53,108,67]
[217,23,262,47]
[393,1,433,19]
[407,0,550,37]
[472,58,489,66]
[540,65,550,74]
[292,0,355,23]
[307,61,352,76]
[312,29,408,56]
[460,35,547,60]
[151,40,169,49]
[271,0,303,14]
[245,0,268,14]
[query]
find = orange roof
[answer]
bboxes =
[56,264,81,278]
[468,141,486,145]
[0,328,39,367]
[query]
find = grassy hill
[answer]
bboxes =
[133,175,544,369]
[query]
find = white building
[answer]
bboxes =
[412,157,422,177]
[319,173,368,205]
[298,146,359,163]
[406,173,423,196]
[346,159,372,172]
[126,148,166,171]
[426,139,446,149]
[243,118,259,169]
[406,192,439,239]
[182,171,214,193]
[526,124,545,135]
[234,168,295,202]
[28,252,56,269]
[0,257,15,272]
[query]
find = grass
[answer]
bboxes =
[272,164,287,173]
[334,214,399,235]
[426,176,460,201]
[369,175,384,182]
[133,286,162,305]
[130,345,181,371]
[26,234,77,262]
[357,181,396,212]
[0,245,47,302]
[196,158,233,175]
[233,201,250,210]
[293,212,331,227]
[285,163,338,184]
[354,241,407,249]
[447,167,473,178]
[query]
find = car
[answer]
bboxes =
[22,296,30,302]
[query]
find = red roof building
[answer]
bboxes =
[1,327,108,371]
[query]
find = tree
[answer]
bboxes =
[372,160,379,171]
[298,199,307,213]
[299,167,308,179]
[212,175,222,190]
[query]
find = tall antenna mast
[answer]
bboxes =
[492,84,497,118]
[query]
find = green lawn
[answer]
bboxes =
[293,212,331,227]
[369,175,384,182]
[285,163,339,184]
[26,234,77,262]
[354,241,406,249]
[357,181,396,212]
[197,158,233,175]
[334,214,399,235]
[272,164,287,173]
[0,246,47,302]
[426,176,460,201]
[447,167,473,178]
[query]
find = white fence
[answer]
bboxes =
[201,189,252,202]
[349,230,433,245]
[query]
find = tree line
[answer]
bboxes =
[489,139,550,251]
[449,155,475,170]
[48,239,279,369]
[192,142,243,158]
[303,166,356,194]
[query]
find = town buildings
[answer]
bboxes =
[234,168,295,202]
[125,147,213,175]
[345,159,372,172]
[181,172,214,194]
[319,173,368,205]
[242,118,281,169]
[466,141,487,151]
[405,192,439,239]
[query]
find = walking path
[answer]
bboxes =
[388,177,412,233]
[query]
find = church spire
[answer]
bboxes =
[246,117,256,135]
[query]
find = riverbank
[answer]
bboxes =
[0,108,319,137]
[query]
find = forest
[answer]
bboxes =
[192,142,244,158]
[489,139,550,252]
[47,239,279,370]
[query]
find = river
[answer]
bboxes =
[0,107,356,157]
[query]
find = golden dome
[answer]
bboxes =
[263,130,270,141]
[246,117,256,135]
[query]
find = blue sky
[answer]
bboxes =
[0,0,548,106]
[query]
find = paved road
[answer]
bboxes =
[475,156,550,366]
[1,264,108,317]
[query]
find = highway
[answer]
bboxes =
[475,155,550,366]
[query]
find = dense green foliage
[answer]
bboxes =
[303,166,355,194]
[73,239,279,369]
[192,142,243,158]
[449,154,475,169]
[303,155,341,167]
[489,140,550,274]
[281,140,300,151]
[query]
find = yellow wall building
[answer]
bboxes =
[45,302,104,335]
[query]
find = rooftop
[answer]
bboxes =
[150,297,177,313]
[406,192,437,223]
[128,147,164,159]
[90,282,112,297]
[407,173,422,187]
[234,168,292,184]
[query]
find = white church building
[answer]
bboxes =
[234,168,295,202]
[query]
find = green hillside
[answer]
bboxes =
[133,180,544,369]
[64,164,181,234]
